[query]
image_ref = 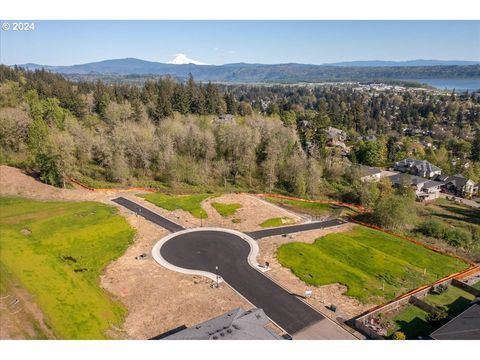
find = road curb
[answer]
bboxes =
[151,227,265,283]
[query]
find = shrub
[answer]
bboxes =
[426,310,449,327]
[417,220,472,248]
[392,331,406,340]
[444,228,472,247]
[416,220,448,239]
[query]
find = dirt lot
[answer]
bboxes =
[100,208,253,339]
[257,224,375,321]
[0,166,265,339]
[0,165,367,338]
[202,193,302,231]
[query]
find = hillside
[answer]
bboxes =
[16,58,480,83]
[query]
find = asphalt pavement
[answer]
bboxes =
[246,218,348,240]
[159,230,326,334]
[112,197,185,233]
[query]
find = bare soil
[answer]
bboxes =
[201,193,302,231]
[0,277,56,339]
[100,206,253,339]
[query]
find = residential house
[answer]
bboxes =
[327,126,347,142]
[393,158,442,179]
[388,173,444,201]
[162,308,283,340]
[439,174,479,199]
[358,165,383,182]
[429,301,480,340]
[327,126,349,155]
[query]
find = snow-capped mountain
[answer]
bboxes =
[166,54,208,65]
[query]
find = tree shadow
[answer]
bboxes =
[433,204,480,226]
[439,296,473,318]
[394,317,434,339]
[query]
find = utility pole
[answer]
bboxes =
[215,266,219,288]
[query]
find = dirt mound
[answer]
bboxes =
[0,166,106,202]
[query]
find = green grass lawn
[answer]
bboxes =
[260,217,295,228]
[423,286,475,317]
[417,198,480,231]
[140,192,213,219]
[386,304,435,339]
[211,202,242,217]
[472,282,480,290]
[277,225,469,303]
[263,196,341,217]
[0,197,135,339]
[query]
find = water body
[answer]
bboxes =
[412,79,480,92]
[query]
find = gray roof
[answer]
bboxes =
[359,165,382,177]
[422,180,445,189]
[444,174,470,188]
[163,308,283,340]
[395,158,441,174]
[388,173,428,186]
[430,303,480,340]
[388,173,444,189]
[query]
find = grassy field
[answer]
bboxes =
[472,282,480,290]
[386,304,435,339]
[415,198,480,260]
[277,226,469,303]
[423,286,475,317]
[211,202,242,217]
[262,196,343,217]
[418,198,480,227]
[260,217,295,228]
[0,197,135,339]
[140,193,213,219]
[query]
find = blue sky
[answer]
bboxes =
[1,20,479,65]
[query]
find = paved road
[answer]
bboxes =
[112,197,185,233]
[160,230,325,334]
[246,218,348,240]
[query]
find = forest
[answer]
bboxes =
[1,65,480,199]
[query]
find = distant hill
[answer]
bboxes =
[14,58,480,83]
[324,60,480,67]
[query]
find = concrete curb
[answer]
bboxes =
[151,227,266,283]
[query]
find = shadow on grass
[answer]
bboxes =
[433,204,480,226]
[393,317,435,340]
[438,296,473,318]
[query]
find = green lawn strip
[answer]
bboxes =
[277,225,469,303]
[423,286,475,317]
[386,304,435,339]
[139,193,213,219]
[211,202,242,217]
[263,196,336,216]
[260,217,295,228]
[472,282,480,290]
[0,197,135,339]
